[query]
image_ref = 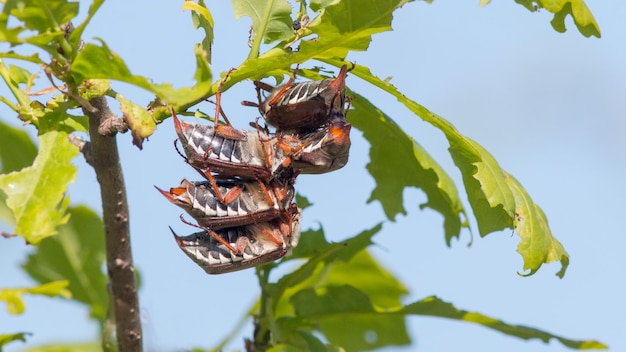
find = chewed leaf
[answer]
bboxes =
[117,94,156,148]
[514,0,600,38]
[504,172,569,277]
[0,130,78,244]
[0,281,71,315]
[342,63,568,276]
[350,92,467,244]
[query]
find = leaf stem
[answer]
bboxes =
[83,96,143,352]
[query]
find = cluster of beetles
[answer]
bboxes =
[156,64,352,274]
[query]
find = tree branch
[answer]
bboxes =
[84,96,143,351]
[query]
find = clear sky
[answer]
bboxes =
[1,1,624,351]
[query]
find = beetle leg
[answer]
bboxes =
[221,183,245,205]
[209,69,247,140]
[178,214,240,255]
[256,178,275,207]
[257,223,285,247]
[252,119,278,171]
[274,128,326,170]
[192,167,241,205]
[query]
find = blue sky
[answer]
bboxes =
[1,1,624,351]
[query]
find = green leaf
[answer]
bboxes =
[301,0,412,59]
[0,119,37,225]
[341,63,516,236]
[202,0,411,93]
[332,61,569,276]
[0,281,71,315]
[0,130,78,244]
[116,94,156,149]
[504,172,569,277]
[78,79,110,101]
[276,227,407,350]
[70,41,213,110]
[232,0,293,58]
[1,0,78,34]
[291,285,410,351]
[402,296,608,349]
[295,193,312,210]
[0,332,32,349]
[22,206,108,323]
[70,0,106,51]
[0,120,37,174]
[350,91,467,244]
[22,342,103,352]
[0,59,33,112]
[514,0,601,38]
[449,137,516,236]
[183,0,213,82]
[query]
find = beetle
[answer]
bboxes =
[155,177,296,230]
[285,110,352,174]
[171,209,301,274]
[173,110,287,181]
[242,64,351,132]
[172,110,325,205]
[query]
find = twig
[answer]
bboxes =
[83,96,143,351]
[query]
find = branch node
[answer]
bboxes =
[68,133,94,166]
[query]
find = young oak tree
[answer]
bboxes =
[0,0,608,351]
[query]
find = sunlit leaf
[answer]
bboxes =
[402,296,607,349]
[0,0,78,33]
[0,60,33,112]
[0,130,78,244]
[514,0,600,37]
[301,0,412,59]
[117,94,155,149]
[202,0,412,92]
[70,42,213,109]
[0,281,71,315]
[350,92,467,244]
[232,0,293,53]
[22,206,108,323]
[504,172,569,277]
[449,137,516,236]
[183,0,213,81]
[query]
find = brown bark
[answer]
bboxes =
[83,96,143,352]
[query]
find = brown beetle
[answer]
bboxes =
[286,110,352,174]
[243,64,351,132]
[156,177,295,230]
[171,209,301,274]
